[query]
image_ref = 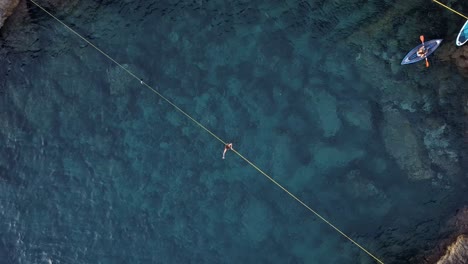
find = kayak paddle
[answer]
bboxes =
[420,35,430,67]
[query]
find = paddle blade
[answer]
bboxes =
[420,35,425,43]
[425,58,430,67]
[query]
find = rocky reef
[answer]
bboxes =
[0,0,79,31]
[439,45,468,77]
[345,0,465,185]
[380,107,434,181]
[0,0,19,29]
[345,3,467,261]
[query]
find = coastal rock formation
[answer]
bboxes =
[435,207,468,264]
[417,207,468,264]
[1,0,80,31]
[446,207,468,237]
[1,0,39,52]
[437,235,468,264]
[0,0,19,29]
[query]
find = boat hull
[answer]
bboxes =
[401,39,443,65]
[456,20,468,46]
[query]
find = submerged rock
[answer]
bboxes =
[439,45,468,77]
[106,64,134,96]
[341,100,373,131]
[423,123,460,178]
[381,107,434,180]
[0,0,19,29]
[312,143,365,172]
[447,207,468,238]
[345,170,385,199]
[308,89,341,137]
[241,198,272,244]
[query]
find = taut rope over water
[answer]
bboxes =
[433,0,468,20]
[28,0,384,263]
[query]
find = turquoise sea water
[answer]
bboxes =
[0,0,467,263]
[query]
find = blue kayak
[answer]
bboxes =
[456,20,468,46]
[401,39,443,65]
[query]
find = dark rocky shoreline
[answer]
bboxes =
[0,0,19,29]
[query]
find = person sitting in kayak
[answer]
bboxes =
[222,143,233,159]
[417,46,428,58]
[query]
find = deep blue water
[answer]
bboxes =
[0,0,467,263]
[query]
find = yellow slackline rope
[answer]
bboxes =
[433,0,468,20]
[232,149,384,263]
[28,1,384,263]
[28,0,226,146]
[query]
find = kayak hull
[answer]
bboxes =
[401,39,443,65]
[456,20,468,46]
